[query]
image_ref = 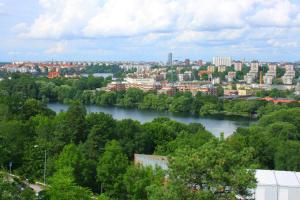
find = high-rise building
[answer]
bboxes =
[233,61,243,71]
[184,59,190,66]
[167,53,173,66]
[212,57,232,67]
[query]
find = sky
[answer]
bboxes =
[0,0,300,62]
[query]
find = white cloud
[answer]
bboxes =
[45,41,68,54]
[247,0,298,27]
[12,0,300,60]
[22,0,99,39]
[22,0,300,40]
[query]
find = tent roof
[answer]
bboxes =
[256,169,300,187]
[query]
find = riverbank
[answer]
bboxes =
[47,103,255,137]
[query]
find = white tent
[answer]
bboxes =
[255,169,300,200]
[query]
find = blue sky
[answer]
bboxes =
[0,0,300,62]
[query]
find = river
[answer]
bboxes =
[47,103,254,137]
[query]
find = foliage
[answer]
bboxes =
[97,140,128,199]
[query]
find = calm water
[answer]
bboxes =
[81,73,113,78]
[48,103,254,137]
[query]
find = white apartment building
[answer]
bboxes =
[282,64,295,85]
[244,61,260,84]
[217,65,227,72]
[213,57,232,67]
[234,61,243,71]
[263,64,277,85]
[227,71,236,82]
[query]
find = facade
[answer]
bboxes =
[157,85,176,96]
[282,64,295,85]
[212,56,232,67]
[263,64,277,85]
[178,71,193,82]
[217,65,227,72]
[227,71,236,82]
[124,77,160,92]
[250,61,259,72]
[105,82,126,92]
[48,71,60,79]
[184,59,190,66]
[234,61,243,71]
[207,65,216,73]
[244,61,260,84]
[167,53,173,66]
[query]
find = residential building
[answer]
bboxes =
[224,89,238,96]
[217,65,227,72]
[263,64,277,85]
[282,64,295,85]
[178,71,193,82]
[227,71,236,82]
[207,65,216,73]
[184,59,190,66]
[233,61,243,71]
[244,61,260,84]
[105,82,126,92]
[124,77,160,92]
[196,60,203,66]
[212,77,220,85]
[250,61,259,72]
[212,56,232,66]
[48,71,60,79]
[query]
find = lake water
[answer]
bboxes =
[48,103,254,137]
[81,73,113,78]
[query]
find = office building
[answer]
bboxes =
[167,53,173,66]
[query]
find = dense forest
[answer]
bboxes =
[1,74,300,199]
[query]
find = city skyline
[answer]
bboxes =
[1,0,300,62]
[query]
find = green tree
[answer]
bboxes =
[65,101,87,144]
[123,165,165,200]
[149,140,256,200]
[47,167,93,200]
[97,140,128,199]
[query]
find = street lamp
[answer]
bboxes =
[34,145,47,186]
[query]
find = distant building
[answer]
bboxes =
[250,61,259,72]
[212,56,232,67]
[106,82,126,92]
[184,59,190,66]
[217,65,227,72]
[207,66,216,73]
[178,71,192,82]
[281,64,295,85]
[48,71,60,79]
[196,60,203,66]
[263,64,277,85]
[124,77,160,92]
[157,85,176,96]
[167,53,173,66]
[233,61,243,71]
[244,61,260,84]
[212,77,220,85]
[227,71,236,82]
